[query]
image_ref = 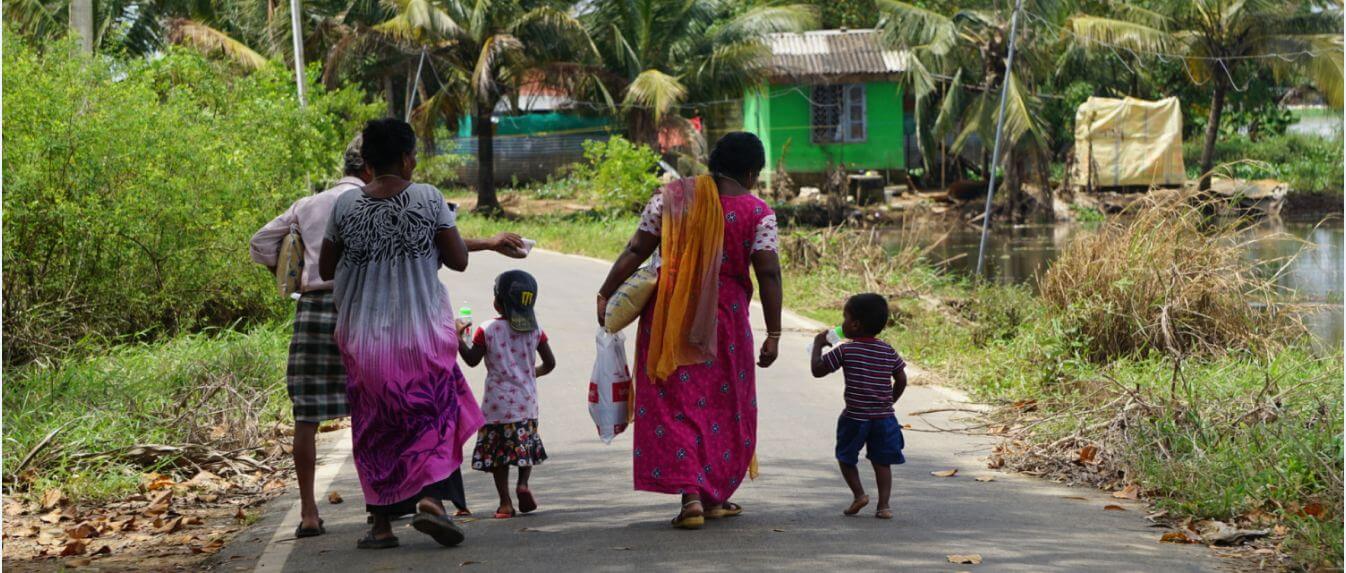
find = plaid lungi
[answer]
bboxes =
[287,290,348,423]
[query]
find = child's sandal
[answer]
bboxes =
[875,508,893,520]
[671,500,705,530]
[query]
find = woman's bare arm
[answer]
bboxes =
[318,239,342,281]
[435,227,469,271]
[752,249,783,367]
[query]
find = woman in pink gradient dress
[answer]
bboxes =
[319,119,484,549]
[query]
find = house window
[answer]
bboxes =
[811,84,866,143]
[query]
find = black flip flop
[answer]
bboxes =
[356,532,399,549]
[295,518,325,538]
[411,512,466,547]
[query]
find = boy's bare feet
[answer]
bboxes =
[844,495,870,516]
[876,507,893,519]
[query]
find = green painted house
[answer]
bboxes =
[744,29,912,184]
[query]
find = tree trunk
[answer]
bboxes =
[1198,80,1229,192]
[627,108,660,151]
[69,0,94,53]
[384,75,397,118]
[474,100,501,215]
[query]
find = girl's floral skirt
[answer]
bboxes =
[471,418,547,470]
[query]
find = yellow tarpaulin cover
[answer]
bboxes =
[1072,96,1186,188]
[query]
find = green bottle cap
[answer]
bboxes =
[458,306,472,318]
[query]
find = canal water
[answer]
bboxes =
[888,217,1344,350]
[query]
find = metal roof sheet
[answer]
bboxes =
[764,29,908,80]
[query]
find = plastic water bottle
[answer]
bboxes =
[456,306,473,342]
[520,238,536,255]
[806,325,844,355]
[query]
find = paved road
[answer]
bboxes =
[217,248,1220,572]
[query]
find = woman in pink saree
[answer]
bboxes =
[597,132,783,529]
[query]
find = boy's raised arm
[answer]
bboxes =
[811,331,836,378]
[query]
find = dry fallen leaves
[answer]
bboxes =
[65,521,99,540]
[1112,484,1140,500]
[233,507,247,522]
[191,538,225,554]
[262,479,286,493]
[931,469,959,478]
[1103,505,1126,511]
[60,539,89,556]
[145,474,176,492]
[1077,445,1099,465]
[947,554,983,565]
[327,492,344,504]
[144,490,173,516]
[154,516,184,534]
[41,488,66,511]
[1160,531,1198,544]
[39,508,66,524]
[974,476,995,483]
[1300,502,1325,520]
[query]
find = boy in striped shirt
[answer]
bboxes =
[810,293,908,520]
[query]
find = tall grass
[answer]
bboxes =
[3,325,290,501]
[1040,198,1304,360]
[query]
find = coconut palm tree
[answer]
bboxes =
[1065,0,1344,190]
[583,0,816,149]
[876,0,1061,216]
[354,0,596,214]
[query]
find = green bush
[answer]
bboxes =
[570,136,662,213]
[1,34,380,364]
[1183,132,1344,194]
[417,153,470,188]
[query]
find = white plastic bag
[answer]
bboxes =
[588,328,632,444]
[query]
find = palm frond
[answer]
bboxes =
[512,6,600,64]
[622,67,685,123]
[712,4,816,44]
[376,0,462,44]
[875,0,957,57]
[164,18,268,69]
[1066,15,1172,55]
[472,33,522,99]
[931,69,966,139]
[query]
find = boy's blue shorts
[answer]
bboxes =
[836,414,906,466]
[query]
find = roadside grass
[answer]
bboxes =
[455,210,634,261]
[2,324,290,502]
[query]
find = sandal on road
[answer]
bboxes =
[295,518,325,538]
[844,495,870,516]
[706,502,743,519]
[356,532,399,549]
[671,500,705,530]
[412,512,466,547]
[875,508,893,520]
[517,488,538,514]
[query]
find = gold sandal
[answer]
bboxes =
[706,502,743,519]
[671,500,705,529]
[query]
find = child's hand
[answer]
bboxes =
[813,330,833,349]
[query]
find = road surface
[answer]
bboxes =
[215,248,1220,572]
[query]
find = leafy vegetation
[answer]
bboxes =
[569,137,663,213]
[1183,132,1345,195]
[1,35,379,365]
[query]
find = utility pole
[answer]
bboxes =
[70,0,94,53]
[974,0,1025,278]
[289,0,307,107]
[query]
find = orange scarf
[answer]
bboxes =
[647,175,724,383]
